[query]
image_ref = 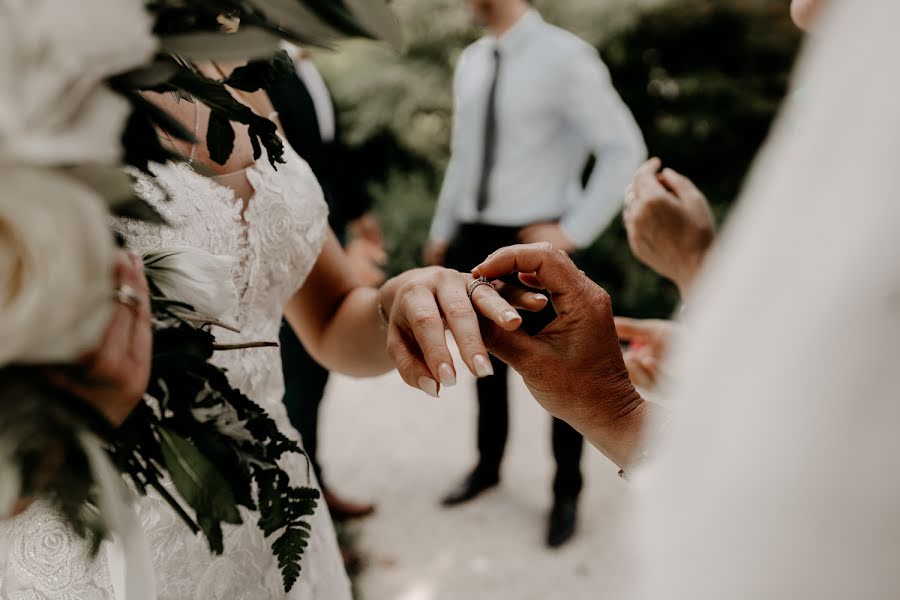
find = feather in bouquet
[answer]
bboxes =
[0,0,400,593]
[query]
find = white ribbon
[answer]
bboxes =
[78,432,157,600]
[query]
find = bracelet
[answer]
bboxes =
[618,448,652,480]
[376,289,389,330]
[618,407,672,480]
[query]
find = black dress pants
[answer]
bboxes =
[445,223,584,501]
[280,321,329,485]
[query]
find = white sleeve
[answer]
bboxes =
[428,49,471,243]
[558,45,646,248]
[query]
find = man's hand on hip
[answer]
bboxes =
[517,223,576,254]
[423,240,449,267]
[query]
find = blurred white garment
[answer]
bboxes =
[631,1,900,598]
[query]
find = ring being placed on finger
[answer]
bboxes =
[467,276,495,300]
[114,284,142,310]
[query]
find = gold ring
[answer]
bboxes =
[467,276,495,300]
[114,284,142,310]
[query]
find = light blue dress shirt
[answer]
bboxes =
[429,10,647,248]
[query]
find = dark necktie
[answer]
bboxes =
[476,48,501,213]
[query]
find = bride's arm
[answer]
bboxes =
[284,230,541,394]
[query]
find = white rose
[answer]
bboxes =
[143,247,239,319]
[0,0,157,166]
[0,166,116,366]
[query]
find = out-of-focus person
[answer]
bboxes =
[425,0,645,547]
[268,43,383,520]
[477,1,900,598]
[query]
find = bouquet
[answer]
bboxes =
[0,0,400,593]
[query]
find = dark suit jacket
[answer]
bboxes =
[266,64,370,236]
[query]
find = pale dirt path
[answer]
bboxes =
[319,350,636,600]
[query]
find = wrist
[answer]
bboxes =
[673,247,708,297]
[579,383,649,469]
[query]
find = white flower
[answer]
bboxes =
[144,247,239,319]
[0,166,116,366]
[0,0,157,166]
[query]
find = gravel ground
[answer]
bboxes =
[319,353,636,600]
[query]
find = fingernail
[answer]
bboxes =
[532,293,548,303]
[502,310,521,324]
[418,377,439,398]
[473,354,494,378]
[437,363,456,387]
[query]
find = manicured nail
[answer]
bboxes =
[502,310,521,324]
[532,293,548,303]
[473,354,494,378]
[418,376,439,398]
[437,363,456,387]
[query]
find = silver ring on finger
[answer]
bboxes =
[114,284,142,311]
[467,276,496,300]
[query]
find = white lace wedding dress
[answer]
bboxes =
[0,143,352,599]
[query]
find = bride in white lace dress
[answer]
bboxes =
[0,63,536,599]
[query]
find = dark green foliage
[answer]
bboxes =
[104,298,319,591]
[0,368,110,555]
[582,0,802,317]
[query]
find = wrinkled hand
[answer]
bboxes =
[345,238,387,287]
[624,158,715,295]
[615,317,678,391]
[423,240,449,267]
[473,243,645,466]
[379,266,546,398]
[49,252,152,427]
[518,223,576,254]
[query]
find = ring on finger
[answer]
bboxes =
[467,276,495,300]
[114,284,142,311]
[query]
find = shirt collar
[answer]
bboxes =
[488,9,542,52]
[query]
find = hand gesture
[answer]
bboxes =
[624,158,715,296]
[49,252,152,426]
[379,266,547,397]
[615,317,678,391]
[517,222,576,254]
[473,243,645,466]
[423,240,449,267]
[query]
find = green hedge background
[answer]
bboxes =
[316,0,802,318]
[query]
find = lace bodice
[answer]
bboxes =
[0,145,351,599]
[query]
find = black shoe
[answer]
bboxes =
[546,498,577,548]
[441,470,499,507]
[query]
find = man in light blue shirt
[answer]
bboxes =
[426,0,645,548]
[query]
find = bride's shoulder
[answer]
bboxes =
[116,162,245,256]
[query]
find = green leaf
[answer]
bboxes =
[343,0,403,51]
[109,197,167,224]
[111,61,181,89]
[64,165,136,206]
[272,526,311,592]
[248,0,344,43]
[224,51,293,93]
[206,112,236,166]
[159,27,282,61]
[158,428,243,536]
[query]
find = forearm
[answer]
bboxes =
[285,285,393,378]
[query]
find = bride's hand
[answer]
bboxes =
[49,251,153,426]
[378,266,547,397]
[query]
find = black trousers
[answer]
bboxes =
[280,321,329,485]
[445,223,584,501]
